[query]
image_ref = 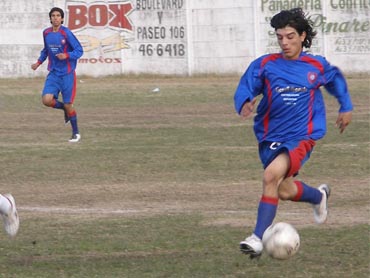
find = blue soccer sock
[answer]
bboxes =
[292,181,322,205]
[253,196,278,239]
[69,111,79,135]
[52,99,64,109]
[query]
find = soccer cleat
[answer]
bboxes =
[313,184,331,224]
[63,108,70,125]
[240,233,263,259]
[1,194,19,237]
[68,133,81,143]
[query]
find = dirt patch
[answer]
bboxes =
[1,76,368,233]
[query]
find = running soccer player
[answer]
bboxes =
[31,7,83,143]
[234,8,353,259]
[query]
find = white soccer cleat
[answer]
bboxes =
[313,184,331,224]
[240,233,263,259]
[68,133,81,143]
[1,194,19,237]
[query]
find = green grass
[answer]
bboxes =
[0,216,368,278]
[0,75,368,277]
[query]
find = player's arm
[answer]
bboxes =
[240,98,257,119]
[31,34,48,70]
[234,58,263,118]
[336,111,352,133]
[66,30,84,60]
[323,61,353,133]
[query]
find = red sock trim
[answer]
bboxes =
[261,195,279,205]
[68,110,77,117]
[293,181,304,201]
[51,99,57,108]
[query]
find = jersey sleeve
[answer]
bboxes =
[37,48,48,64]
[234,57,264,114]
[323,59,353,113]
[37,31,49,64]
[66,29,83,60]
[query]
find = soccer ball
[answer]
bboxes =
[262,222,300,260]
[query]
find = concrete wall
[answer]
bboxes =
[0,0,369,78]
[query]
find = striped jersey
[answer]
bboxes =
[37,25,83,76]
[234,52,353,143]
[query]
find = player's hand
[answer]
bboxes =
[336,111,352,133]
[240,98,257,119]
[31,63,39,70]
[56,53,68,60]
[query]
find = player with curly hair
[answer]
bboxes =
[234,8,353,259]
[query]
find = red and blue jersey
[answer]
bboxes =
[234,52,353,142]
[37,25,83,76]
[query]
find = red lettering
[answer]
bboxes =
[78,58,122,64]
[67,2,133,31]
[109,4,133,30]
[89,5,108,27]
[68,5,88,30]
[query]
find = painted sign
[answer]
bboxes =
[64,0,187,75]
[128,0,188,74]
[64,0,134,75]
[0,0,368,77]
[257,0,370,71]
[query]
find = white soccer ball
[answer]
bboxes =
[262,222,300,260]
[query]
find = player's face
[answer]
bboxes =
[276,26,306,60]
[50,11,63,28]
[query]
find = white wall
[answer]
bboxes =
[0,0,369,78]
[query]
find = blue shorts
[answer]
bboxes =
[42,71,77,104]
[258,139,316,177]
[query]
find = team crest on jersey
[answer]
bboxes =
[307,72,318,84]
[61,39,66,45]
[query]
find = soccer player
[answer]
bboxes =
[234,8,353,259]
[31,7,83,143]
[0,194,19,237]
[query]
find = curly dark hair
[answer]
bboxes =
[270,8,317,48]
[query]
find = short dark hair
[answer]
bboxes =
[49,7,64,24]
[270,8,317,48]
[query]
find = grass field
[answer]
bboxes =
[0,75,369,277]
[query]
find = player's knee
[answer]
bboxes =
[263,170,279,187]
[42,98,53,107]
[42,96,55,107]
